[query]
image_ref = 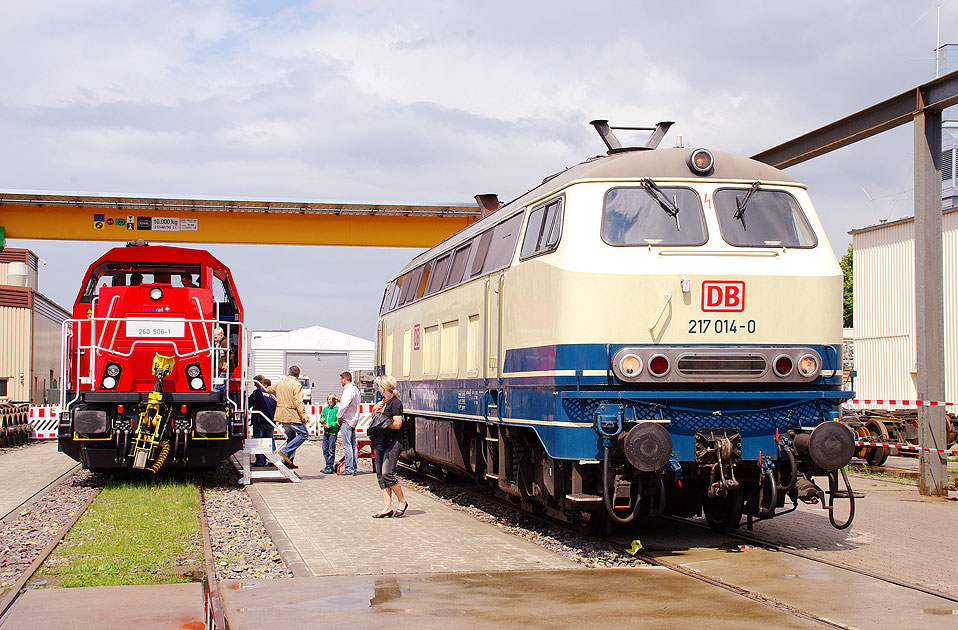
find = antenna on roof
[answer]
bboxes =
[589,120,674,154]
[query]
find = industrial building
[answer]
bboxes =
[0,248,71,404]
[250,326,375,402]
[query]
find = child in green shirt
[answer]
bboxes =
[320,394,339,473]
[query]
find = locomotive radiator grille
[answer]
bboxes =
[563,398,828,433]
[676,354,766,377]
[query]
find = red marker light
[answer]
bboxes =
[181,404,188,413]
[774,356,793,377]
[117,405,124,414]
[649,355,670,377]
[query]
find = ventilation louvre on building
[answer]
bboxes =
[943,149,954,183]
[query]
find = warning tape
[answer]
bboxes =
[855,440,958,455]
[845,399,956,407]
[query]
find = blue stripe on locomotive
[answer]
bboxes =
[396,343,850,463]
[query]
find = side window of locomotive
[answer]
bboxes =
[601,187,707,246]
[469,230,495,278]
[444,243,472,288]
[714,188,818,248]
[400,266,424,306]
[482,213,524,273]
[425,253,451,296]
[520,199,563,260]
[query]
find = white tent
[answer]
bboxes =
[251,326,374,401]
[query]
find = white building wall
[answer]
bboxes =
[851,210,958,411]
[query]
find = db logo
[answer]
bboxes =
[701,281,745,312]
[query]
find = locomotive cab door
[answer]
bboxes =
[483,273,504,420]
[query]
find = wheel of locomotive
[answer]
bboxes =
[703,487,744,533]
[865,419,890,466]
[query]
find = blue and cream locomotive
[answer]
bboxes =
[377,121,855,531]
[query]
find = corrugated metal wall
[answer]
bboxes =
[0,306,32,402]
[252,349,286,384]
[348,349,374,374]
[851,210,958,410]
[32,297,68,404]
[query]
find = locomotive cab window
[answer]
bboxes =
[714,186,817,248]
[520,198,563,260]
[601,186,707,246]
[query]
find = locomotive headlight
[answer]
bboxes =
[798,354,819,378]
[687,148,714,175]
[191,377,205,390]
[619,354,643,378]
[149,287,163,301]
[101,363,121,389]
[186,364,202,378]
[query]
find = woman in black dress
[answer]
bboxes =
[371,375,408,518]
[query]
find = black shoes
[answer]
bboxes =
[372,510,394,518]
[394,502,408,517]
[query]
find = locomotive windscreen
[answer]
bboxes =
[714,188,818,248]
[80,263,202,302]
[601,186,707,246]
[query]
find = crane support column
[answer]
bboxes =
[913,103,949,496]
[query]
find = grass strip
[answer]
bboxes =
[34,475,203,588]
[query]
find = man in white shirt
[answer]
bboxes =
[334,371,361,475]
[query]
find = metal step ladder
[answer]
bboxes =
[233,437,301,484]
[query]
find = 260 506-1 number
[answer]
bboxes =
[688,319,756,334]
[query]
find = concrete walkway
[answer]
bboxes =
[247,442,578,576]
[1,583,204,629]
[0,442,76,521]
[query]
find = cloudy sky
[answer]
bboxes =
[2,1,954,339]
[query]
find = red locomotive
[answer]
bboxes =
[59,242,248,471]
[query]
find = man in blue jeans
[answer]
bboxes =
[334,371,361,475]
[272,365,309,469]
[248,374,277,466]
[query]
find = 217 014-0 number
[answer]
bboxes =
[688,319,756,334]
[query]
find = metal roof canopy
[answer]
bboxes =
[0,194,480,247]
[752,68,958,497]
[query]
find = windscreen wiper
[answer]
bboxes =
[733,181,761,231]
[639,178,681,231]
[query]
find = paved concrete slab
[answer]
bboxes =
[1,583,204,630]
[607,508,958,630]
[248,443,578,576]
[221,569,823,630]
[0,442,77,521]
[742,474,958,597]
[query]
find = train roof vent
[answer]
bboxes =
[590,120,674,154]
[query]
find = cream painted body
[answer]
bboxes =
[379,178,843,382]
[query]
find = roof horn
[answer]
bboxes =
[589,120,674,154]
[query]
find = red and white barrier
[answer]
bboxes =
[854,440,958,455]
[28,405,60,439]
[844,399,956,408]
[272,403,376,442]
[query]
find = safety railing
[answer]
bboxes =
[60,312,248,421]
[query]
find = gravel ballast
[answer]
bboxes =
[0,470,102,590]
[201,464,293,580]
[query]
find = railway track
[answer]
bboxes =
[398,462,956,629]
[0,470,229,629]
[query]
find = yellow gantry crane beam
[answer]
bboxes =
[0,193,481,247]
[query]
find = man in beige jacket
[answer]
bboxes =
[273,365,308,469]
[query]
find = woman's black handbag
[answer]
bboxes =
[367,411,392,437]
